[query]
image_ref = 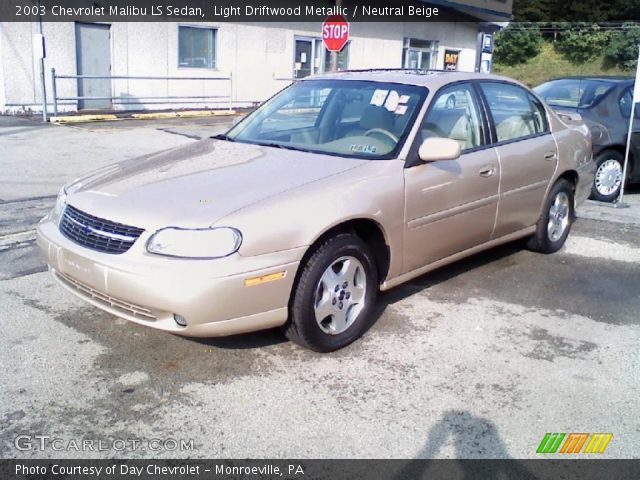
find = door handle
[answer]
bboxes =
[544,151,557,161]
[479,166,496,177]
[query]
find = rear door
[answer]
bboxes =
[478,81,557,238]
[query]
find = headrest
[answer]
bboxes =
[359,105,394,131]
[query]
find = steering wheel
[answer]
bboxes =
[363,128,399,145]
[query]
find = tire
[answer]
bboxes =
[527,179,574,254]
[283,233,378,352]
[590,150,624,202]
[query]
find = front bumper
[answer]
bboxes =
[36,218,305,337]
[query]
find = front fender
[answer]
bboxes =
[218,159,406,277]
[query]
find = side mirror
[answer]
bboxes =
[418,137,461,162]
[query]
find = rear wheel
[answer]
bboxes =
[591,150,624,202]
[527,179,574,253]
[283,233,378,352]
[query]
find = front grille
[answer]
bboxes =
[55,270,157,321]
[60,204,144,254]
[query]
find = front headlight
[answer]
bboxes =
[49,187,67,224]
[54,188,67,215]
[146,227,242,259]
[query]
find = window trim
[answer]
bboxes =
[177,24,218,70]
[477,79,553,147]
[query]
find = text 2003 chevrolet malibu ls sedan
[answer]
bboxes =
[37,71,595,352]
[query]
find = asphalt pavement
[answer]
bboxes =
[0,115,638,459]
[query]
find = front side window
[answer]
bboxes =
[178,26,216,69]
[419,83,484,151]
[481,82,547,143]
[227,80,427,159]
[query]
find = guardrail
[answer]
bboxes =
[50,69,233,117]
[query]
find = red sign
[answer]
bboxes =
[322,15,349,52]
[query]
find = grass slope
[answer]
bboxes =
[493,42,630,87]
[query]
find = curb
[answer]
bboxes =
[50,109,237,124]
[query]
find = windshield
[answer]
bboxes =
[227,80,427,159]
[533,79,615,109]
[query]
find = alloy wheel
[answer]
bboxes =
[313,256,367,335]
[547,191,570,242]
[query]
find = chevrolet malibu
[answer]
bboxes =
[37,71,595,352]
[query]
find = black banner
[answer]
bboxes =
[0,0,494,22]
[2,0,639,23]
[1,459,640,480]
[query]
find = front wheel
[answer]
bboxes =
[527,179,574,254]
[283,233,378,352]
[591,150,624,202]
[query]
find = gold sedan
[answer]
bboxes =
[37,71,595,351]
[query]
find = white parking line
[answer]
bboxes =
[0,229,36,249]
[564,235,640,263]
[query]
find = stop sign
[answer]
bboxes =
[322,15,349,52]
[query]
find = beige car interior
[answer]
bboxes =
[495,114,536,142]
[422,108,476,150]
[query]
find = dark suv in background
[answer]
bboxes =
[534,76,639,202]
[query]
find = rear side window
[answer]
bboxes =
[481,82,548,143]
[619,88,633,118]
[529,94,549,133]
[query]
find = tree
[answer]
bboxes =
[512,0,552,22]
[493,24,544,66]
[554,23,610,64]
[604,23,640,71]
[512,0,640,22]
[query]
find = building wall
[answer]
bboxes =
[0,21,480,114]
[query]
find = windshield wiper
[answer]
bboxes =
[256,142,313,153]
[211,133,235,142]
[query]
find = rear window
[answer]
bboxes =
[533,79,615,109]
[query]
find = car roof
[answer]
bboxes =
[303,69,522,90]
[540,76,634,84]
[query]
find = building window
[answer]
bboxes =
[323,42,350,72]
[402,38,438,70]
[178,26,216,69]
[293,37,321,79]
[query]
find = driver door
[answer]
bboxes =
[403,82,500,272]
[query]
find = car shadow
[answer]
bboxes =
[364,240,524,335]
[394,410,538,479]
[189,239,524,351]
[187,327,289,350]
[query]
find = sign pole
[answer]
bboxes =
[322,9,349,73]
[37,0,47,122]
[616,45,640,208]
[328,0,342,72]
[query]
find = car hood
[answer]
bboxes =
[66,139,369,229]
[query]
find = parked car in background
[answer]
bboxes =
[534,76,639,202]
[38,71,594,352]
